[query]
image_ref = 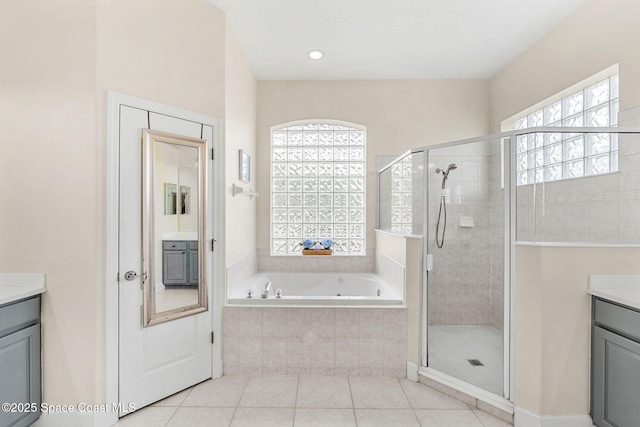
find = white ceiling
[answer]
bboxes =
[205,0,588,81]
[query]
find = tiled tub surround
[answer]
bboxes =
[375,251,405,299]
[256,249,375,272]
[223,307,407,376]
[226,251,258,295]
[227,250,404,304]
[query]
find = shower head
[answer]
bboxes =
[435,163,458,189]
[435,163,457,174]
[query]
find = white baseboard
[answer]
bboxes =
[515,406,594,427]
[406,361,419,382]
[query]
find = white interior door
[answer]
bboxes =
[118,106,213,415]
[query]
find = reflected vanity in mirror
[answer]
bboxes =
[142,129,208,326]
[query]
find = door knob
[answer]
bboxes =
[123,271,144,281]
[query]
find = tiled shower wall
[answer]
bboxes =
[516,132,640,243]
[223,307,407,376]
[427,150,504,330]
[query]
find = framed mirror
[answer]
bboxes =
[142,129,208,326]
[164,183,177,215]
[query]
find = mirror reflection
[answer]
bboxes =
[164,183,177,214]
[142,129,208,326]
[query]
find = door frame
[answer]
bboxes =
[104,91,223,426]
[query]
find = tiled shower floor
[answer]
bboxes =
[428,325,504,396]
[114,375,511,426]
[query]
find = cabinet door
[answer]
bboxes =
[592,326,640,427]
[163,250,188,286]
[0,324,41,427]
[188,245,199,287]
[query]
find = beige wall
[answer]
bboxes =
[256,80,490,250]
[0,0,99,406]
[488,0,640,418]
[515,245,640,416]
[1,0,229,414]
[224,26,258,265]
[490,0,640,131]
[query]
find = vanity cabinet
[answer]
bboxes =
[591,297,640,427]
[162,240,198,287]
[0,296,41,427]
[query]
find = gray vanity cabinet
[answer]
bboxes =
[163,240,198,287]
[0,296,41,427]
[591,298,640,427]
[187,241,199,286]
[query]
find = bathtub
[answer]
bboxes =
[227,272,402,306]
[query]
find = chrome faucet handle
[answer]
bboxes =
[247,289,253,298]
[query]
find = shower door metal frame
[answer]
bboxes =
[417,132,515,407]
[376,126,640,411]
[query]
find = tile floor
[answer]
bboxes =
[428,325,504,395]
[155,288,199,312]
[114,375,512,426]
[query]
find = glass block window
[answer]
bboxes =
[514,74,619,185]
[391,156,413,234]
[271,122,366,255]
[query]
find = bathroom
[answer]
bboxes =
[2,1,640,427]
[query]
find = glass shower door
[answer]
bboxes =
[425,137,508,398]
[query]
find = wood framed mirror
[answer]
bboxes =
[142,129,208,326]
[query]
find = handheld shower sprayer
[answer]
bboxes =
[434,163,457,248]
[435,163,458,189]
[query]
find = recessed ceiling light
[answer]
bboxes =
[308,49,325,60]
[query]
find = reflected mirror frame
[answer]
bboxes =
[142,129,208,327]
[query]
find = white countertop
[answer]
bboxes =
[588,275,640,310]
[0,273,46,306]
[161,231,198,241]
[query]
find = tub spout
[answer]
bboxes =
[261,281,272,298]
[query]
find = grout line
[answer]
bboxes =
[161,406,180,427]
[347,375,359,426]
[228,375,252,426]
[396,377,423,426]
[292,375,300,426]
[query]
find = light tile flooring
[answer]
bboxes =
[155,288,199,312]
[428,326,504,395]
[114,375,512,426]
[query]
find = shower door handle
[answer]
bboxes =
[426,254,434,272]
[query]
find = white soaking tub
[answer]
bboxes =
[228,272,402,306]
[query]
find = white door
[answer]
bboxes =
[118,106,213,414]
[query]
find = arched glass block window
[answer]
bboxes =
[271,121,366,255]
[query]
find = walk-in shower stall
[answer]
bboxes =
[378,126,640,405]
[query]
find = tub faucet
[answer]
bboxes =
[261,281,272,298]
